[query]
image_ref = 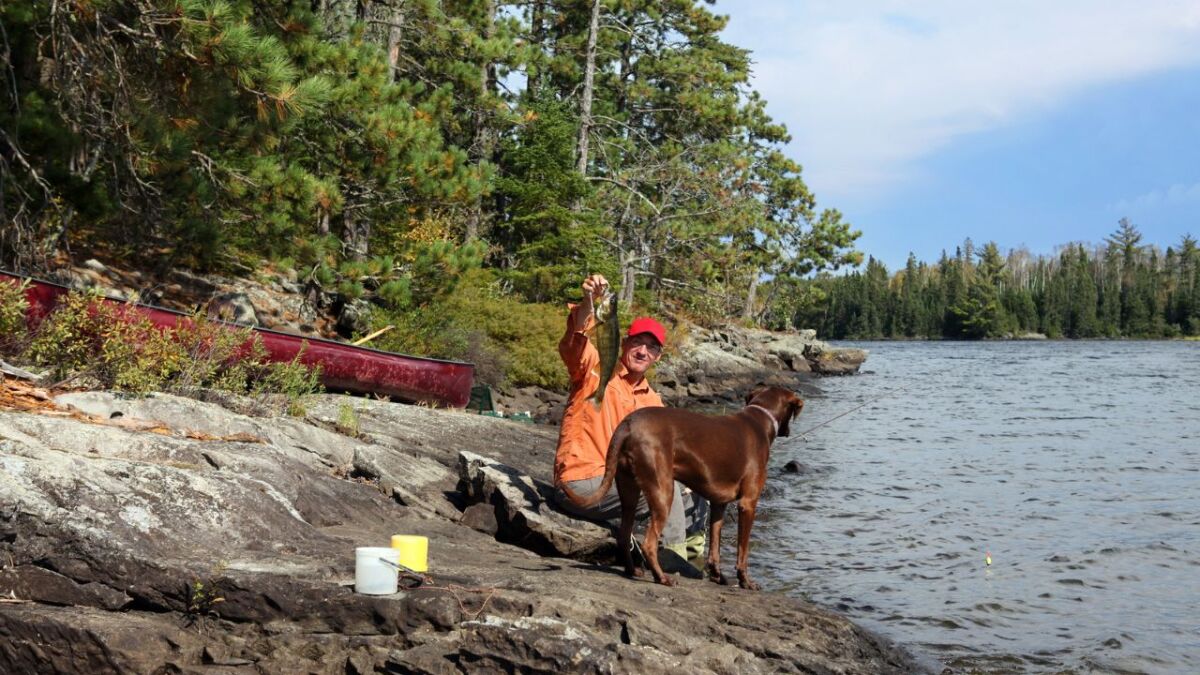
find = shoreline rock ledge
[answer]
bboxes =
[0,382,920,674]
[654,326,868,403]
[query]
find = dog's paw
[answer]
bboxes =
[705,564,727,585]
[738,577,761,591]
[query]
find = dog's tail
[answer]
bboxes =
[558,418,631,509]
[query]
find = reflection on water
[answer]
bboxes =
[756,341,1200,674]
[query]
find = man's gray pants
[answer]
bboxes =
[554,475,704,548]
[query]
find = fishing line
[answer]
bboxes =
[795,385,905,441]
[794,353,979,440]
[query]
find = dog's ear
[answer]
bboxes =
[778,396,804,437]
[744,384,768,406]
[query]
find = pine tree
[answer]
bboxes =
[1173,234,1200,334]
[945,242,1005,339]
[1,0,481,272]
[1106,218,1146,334]
[897,253,922,337]
[1066,245,1100,337]
[492,97,596,301]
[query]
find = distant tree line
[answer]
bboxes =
[0,0,859,325]
[774,219,1200,339]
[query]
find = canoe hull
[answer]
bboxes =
[2,271,474,407]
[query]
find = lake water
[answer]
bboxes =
[755,341,1200,674]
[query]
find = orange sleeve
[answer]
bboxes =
[559,302,600,386]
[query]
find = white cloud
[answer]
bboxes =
[718,1,1200,202]
[1111,181,1200,211]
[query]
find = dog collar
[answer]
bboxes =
[745,404,779,436]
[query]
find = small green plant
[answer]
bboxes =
[184,560,228,629]
[249,347,322,416]
[335,402,361,437]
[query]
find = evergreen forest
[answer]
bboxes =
[786,219,1200,340]
[0,0,859,328]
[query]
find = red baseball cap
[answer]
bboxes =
[626,317,666,346]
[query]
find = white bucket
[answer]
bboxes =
[355,547,400,595]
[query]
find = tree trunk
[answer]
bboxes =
[386,1,406,82]
[465,0,497,242]
[743,270,760,321]
[575,0,601,177]
[616,21,632,123]
[343,209,369,261]
[755,283,780,326]
[620,250,637,307]
[527,0,546,96]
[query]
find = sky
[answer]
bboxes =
[716,1,1200,271]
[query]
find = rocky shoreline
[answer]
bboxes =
[0,379,916,672]
[0,371,927,673]
[0,262,909,673]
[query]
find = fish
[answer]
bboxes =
[590,290,620,408]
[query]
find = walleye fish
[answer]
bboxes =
[590,290,620,408]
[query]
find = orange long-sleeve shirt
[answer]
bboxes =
[554,303,663,484]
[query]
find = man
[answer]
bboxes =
[551,273,696,558]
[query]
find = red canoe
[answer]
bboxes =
[2,270,474,407]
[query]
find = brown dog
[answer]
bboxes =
[561,386,803,589]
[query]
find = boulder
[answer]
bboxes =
[303,395,560,478]
[782,460,812,475]
[55,391,359,468]
[209,291,260,325]
[805,345,869,376]
[656,325,864,409]
[457,450,611,559]
[337,298,373,338]
[352,444,459,519]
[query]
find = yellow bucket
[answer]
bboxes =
[390,535,429,572]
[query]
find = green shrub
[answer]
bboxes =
[370,270,567,389]
[0,277,30,355]
[26,293,200,393]
[172,314,260,390]
[25,290,113,379]
[249,347,323,416]
[23,290,321,410]
[97,311,189,394]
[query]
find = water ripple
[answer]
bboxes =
[756,340,1200,674]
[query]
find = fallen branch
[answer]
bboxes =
[0,360,42,381]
